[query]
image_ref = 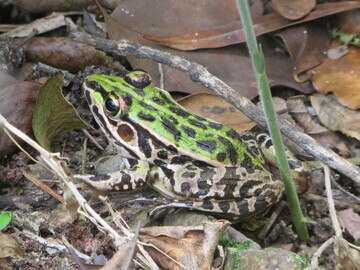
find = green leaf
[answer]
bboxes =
[0,212,12,230]
[32,73,87,150]
[302,216,316,224]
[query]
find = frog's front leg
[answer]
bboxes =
[74,159,150,194]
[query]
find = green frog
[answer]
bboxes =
[78,71,310,220]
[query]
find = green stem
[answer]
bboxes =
[235,0,309,241]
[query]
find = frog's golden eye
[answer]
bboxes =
[124,70,152,88]
[104,96,120,116]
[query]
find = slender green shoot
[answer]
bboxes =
[235,0,309,241]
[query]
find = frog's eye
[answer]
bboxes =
[124,70,152,88]
[104,96,120,116]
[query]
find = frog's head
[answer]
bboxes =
[82,71,152,158]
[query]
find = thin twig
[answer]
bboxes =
[310,237,335,270]
[71,32,360,185]
[323,164,342,237]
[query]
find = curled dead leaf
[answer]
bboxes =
[311,42,360,109]
[139,221,229,270]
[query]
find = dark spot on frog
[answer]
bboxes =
[253,188,263,196]
[181,125,196,138]
[84,90,92,105]
[151,97,165,105]
[208,122,223,130]
[85,81,108,98]
[253,195,267,209]
[205,134,214,137]
[195,115,207,121]
[226,129,240,140]
[138,112,155,122]
[236,200,249,215]
[133,122,152,158]
[160,167,175,186]
[106,77,117,82]
[140,101,157,111]
[257,134,267,143]
[219,202,230,213]
[161,118,181,141]
[193,160,211,167]
[157,150,168,160]
[265,139,273,149]
[218,135,238,164]
[196,140,217,154]
[127,159,138,167]
[170,155,193,165]
[188,119,207,130]
[91,106,110,132]
[133,88,145,96]
[200,201,214,210]
[238,180,262,197]
[169,116,178,125]
[89,174,111,181]
[180,182,191,194]
[135,178,146,188]
[160,92,176,105]
[217,152,227,162]
[181,171,196,178]
[240,154,255,174]
[169,107,190,118]
[263,189,276,199]
[111,85,121,91]
[123,94,133,106]
[154,159,166,167]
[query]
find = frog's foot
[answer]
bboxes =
[255,133,311,194]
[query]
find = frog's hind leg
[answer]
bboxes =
[255,133,311,193]
[147,163,284,217]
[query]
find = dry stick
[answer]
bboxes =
[71,32,360,184]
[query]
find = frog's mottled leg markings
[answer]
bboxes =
[148,163,284,216]
[255,133,311,193]
[74,160,149,194]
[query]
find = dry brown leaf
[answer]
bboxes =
[0,79,41,158]
[144,1,360,50]
[108,0,313,99]
[287,96,350,156]
[271,0,316,20]
[178,93,256,132]
[139,221,229,270]
[276,23,330,75]
[310,94,360,141]
[311,42,360,109]
[338,9,360,34]
[338,209,360,243]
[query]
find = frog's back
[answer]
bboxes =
[87,74,265,168]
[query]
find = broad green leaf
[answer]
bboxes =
[0,212,11,230]
[32,73,87,150]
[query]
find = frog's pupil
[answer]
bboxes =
[105,98,117,112]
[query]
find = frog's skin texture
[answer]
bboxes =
[77,71,310,220]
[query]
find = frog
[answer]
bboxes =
[77,70,310,220]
